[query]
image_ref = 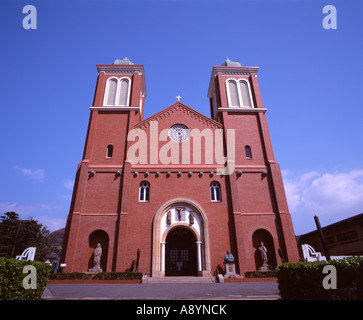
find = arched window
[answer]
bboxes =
[106,145,113,158]
[104,77,131,106]
[245,145,252,159]
[239,80,252,107]
[139,181,150,201]
[226,78,253,108]
[118,78,130,106]
[210,181,221,202]
[106,78,118,106]
[227,80,240,107]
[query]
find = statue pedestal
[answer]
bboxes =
[89,268,103,273]
[258,264,272,271]
[224,263,243,278]
[224,263,236,277]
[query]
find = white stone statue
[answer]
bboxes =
[259,242,268,268]
[93,243,102,269]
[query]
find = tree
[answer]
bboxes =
[0,212,52,261]
[0,212,19,258]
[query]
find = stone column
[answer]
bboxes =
[160,242,166,272]
[197,241,202,272]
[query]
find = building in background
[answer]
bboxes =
[298,213,363,257]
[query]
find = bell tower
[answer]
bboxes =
[82,58,147,166]
[61,58,147,272]
[208,59,299,270]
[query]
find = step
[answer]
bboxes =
[146,276,215,284]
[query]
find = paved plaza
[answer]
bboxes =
[42,281,280,300]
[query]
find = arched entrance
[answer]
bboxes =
[165,227,197,276]
[152,198,211,277]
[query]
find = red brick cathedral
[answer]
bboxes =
[60,58,299,277]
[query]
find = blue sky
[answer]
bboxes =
[1,0,362,235]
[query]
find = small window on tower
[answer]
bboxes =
[106,145,113,158]
[210,182,221,202]
[245,145,252,159]
[139,181,150,202]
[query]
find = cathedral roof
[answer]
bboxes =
[134,101,223,129]
[113,57,134,65]
[222,58,242,67]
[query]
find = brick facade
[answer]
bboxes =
[60,59,299,277]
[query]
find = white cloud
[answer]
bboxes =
[33,215,66,232]
[301,170,363,216]
[63,178,74,190]
[282,170,319,212]
[14,166,45,181]
[0,202,65,231]
[0,202,58,216]
[282,169,363,232]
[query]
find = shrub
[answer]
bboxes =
[93,272,142,280]
[49,271,142,280]
[275,256,363,300]
[244,270,276,278]
[48,272,91,280]
[0,257,51,300]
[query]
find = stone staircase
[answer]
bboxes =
[146,276,215,284]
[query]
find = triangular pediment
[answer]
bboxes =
[134,101,223,129]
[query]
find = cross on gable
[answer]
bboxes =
[176,95,182,101]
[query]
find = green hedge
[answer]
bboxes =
[0,257,51,300]
[93,272,142,280]
[275,257,363,300]
[244,270,276,278]
[49,271,142,280]
[48,272,92,280]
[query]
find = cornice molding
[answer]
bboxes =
[89,106,140,111]
[96,64,144,74]
[217,107,267,113]
[213,66,259,75]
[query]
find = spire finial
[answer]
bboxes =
[176,94,182,101]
